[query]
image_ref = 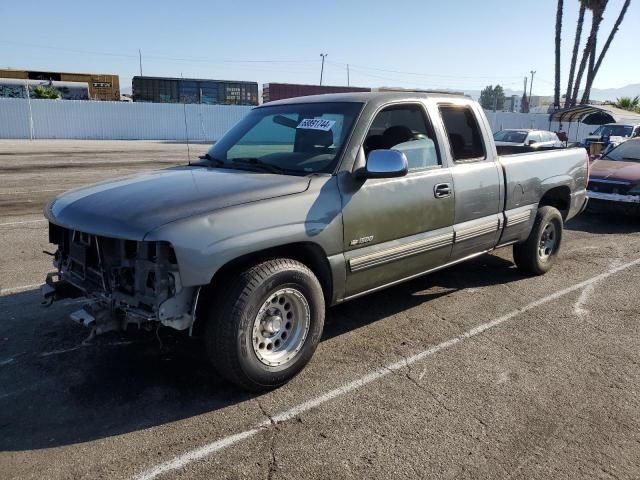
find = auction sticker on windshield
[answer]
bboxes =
[297,118,336,131]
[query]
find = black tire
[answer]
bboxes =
[513,206,563,275]
[205,258,325,392]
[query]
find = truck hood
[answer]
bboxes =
[46,166,311,240]
[589,159,640,184]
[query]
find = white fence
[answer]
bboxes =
[484,110,594,143]
[0,98,252,141]
[0,97,596,143]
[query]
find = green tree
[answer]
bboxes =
[32,85,61,100]
[479,85,506,111]
[615,95,640,111]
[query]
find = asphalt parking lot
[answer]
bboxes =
[1,140,640,480]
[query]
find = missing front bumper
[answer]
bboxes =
[42,270,199,336]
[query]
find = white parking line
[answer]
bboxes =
[0,219,47,227]
[133,257,640,480]
[0,188,65,196]
[0,283,42,296]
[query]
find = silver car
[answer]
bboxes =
[493,129,563,148]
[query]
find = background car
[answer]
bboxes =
[583,123,640,150]
[493,129,563,148]
[587,138,640,211]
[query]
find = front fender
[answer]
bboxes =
[144,175,344,286]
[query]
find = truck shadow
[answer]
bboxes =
[567,209,640,235]
[0,253,522,452]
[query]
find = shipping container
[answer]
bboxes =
[262,83,370,103]
[132,76,259,106]
[0,79,89,100]
[0,69,120,101]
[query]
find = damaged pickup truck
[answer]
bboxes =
[43,91,589,391]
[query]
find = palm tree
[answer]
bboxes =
[581,0,632,103]
[569,0,608,107]
[564,3,586,108]
[615,95,640,111]
[554,0,564,109]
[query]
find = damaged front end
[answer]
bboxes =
[43,223,198,336]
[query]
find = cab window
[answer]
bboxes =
[364,104,440,171]
[439,105,485,161]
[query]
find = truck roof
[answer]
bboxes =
[260,91,469,108]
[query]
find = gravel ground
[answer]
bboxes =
[1,140,639,480]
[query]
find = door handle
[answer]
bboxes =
[434,183,452,199]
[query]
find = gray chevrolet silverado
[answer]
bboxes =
[43,92,589,391]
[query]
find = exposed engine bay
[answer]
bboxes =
[43,223,198,336]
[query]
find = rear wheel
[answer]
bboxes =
[513,206,563,275]
[205,258,325,391]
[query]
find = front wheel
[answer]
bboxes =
[205,258,325,391]
[513,206,563,275]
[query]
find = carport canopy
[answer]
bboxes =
[549,105,616,125]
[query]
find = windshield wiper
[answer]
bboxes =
[231,157,288,174]
[197,153,226,167]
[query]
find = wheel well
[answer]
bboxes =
[539,186,571,219]
[196,243,333,325]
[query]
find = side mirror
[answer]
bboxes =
[358,149,408,179]
[528,139,537,145]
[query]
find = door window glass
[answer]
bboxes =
[439,105,485,161]
[364,104,440,171]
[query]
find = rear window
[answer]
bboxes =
[439,105,485,161]
[493,130,527,143]
[597,125,634,137]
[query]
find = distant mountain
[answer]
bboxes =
[464,84,640,103]
[589,84,640,102]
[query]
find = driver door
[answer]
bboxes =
[339,103,455,297]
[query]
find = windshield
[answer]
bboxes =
[593,125,633,137]
[493,130,527,143]
[205,102,363,174]
[602,140,640,162]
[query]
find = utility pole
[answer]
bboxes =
[347,64,350,86]
[529,70,536,109]
[319,53,327,86]
[24,79,34,140]
[139,49,143,76]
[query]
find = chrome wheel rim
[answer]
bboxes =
[252,288,311,367]
[538,222,557,260]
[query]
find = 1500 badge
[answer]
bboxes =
[350,235,374,246]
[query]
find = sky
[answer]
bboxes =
[1,0,638,96]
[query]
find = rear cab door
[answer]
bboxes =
[436,100,505,261]
[338,99,456,297]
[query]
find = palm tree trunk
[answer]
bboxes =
[589,0,631,87]
[581,2,609,104]
[554,0,564,109]
[570,5,603,107]
[564,4,586,108]
[580,37,597,104]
